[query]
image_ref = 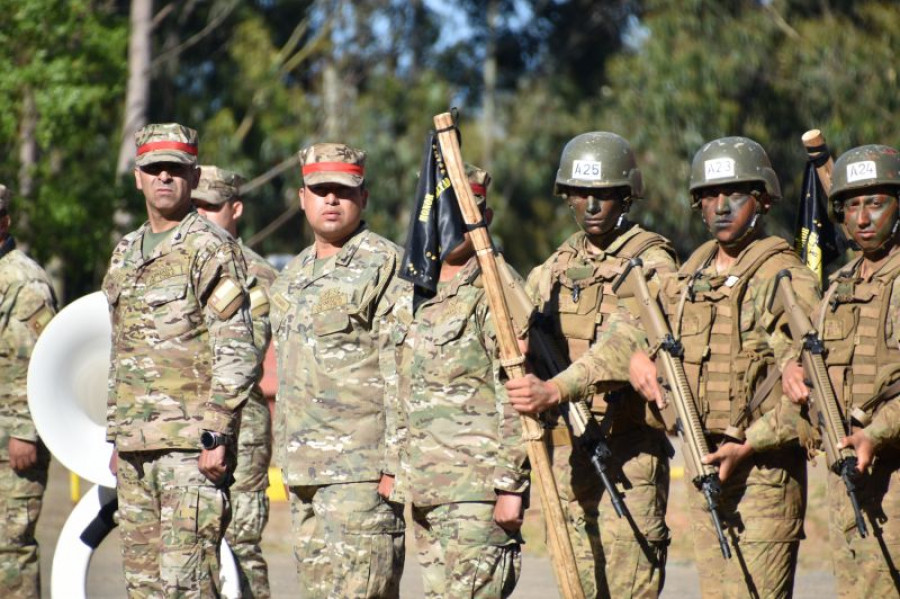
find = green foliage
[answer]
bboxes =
[0,0,127,298]
[3,0,900,295]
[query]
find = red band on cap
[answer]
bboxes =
[470,183,487,196]
[302,162,364,176]
[137,141,198,156]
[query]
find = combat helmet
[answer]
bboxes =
[554,132,643,199]
[829,144,900,222]
[689,136,781,207]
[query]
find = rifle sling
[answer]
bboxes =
[859,378,900,415]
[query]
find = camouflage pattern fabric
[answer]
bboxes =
[134,123,198,167]
[400,256,529,505]
[660,236,819,597]
[412,501,521,599]
[288,482,404,599]
[269,224,409,593]
[298,143,366,188]
[0,244,56,598]
[225,242,277,598]
[689,445,806,598]
[269,225,410,487]
[193,166,244,206]
[117,449,230,599]
[819,260,900,596]
[525,228,676,598]
[102,210,258,449]
[224,490,270,599]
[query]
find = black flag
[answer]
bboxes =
[795,160,845,284]
[400,131,466,308]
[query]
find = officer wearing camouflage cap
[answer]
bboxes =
[269,142,409,598]
[103,123,259,597]
[0,184,57,599]
[629,136,820,598]
[788,144,900,598]
[399,164,529,598]
[505,132,678,597]
[193,166,276,599]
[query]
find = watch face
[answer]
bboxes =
[201,431,214,449]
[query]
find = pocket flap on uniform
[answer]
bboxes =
[312,310,350,336]
[145,282,188,307]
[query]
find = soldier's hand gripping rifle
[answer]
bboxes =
[433,112,585,599]
[769,269,867,537]
[613,258,732,559]
[497,258,629,519]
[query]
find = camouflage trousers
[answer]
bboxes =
[117,449,230,599]
[549,427,670,599]
[224,489,270,599]
[289,481,405,598]
[411,501,521,599]
[0,448,49,599]
[828,450,900,598]
[690,444,806,599]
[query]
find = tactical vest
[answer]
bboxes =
[818,251,900,425]
[547,227,675,419]
[672,237,791,436]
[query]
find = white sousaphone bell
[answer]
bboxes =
[27,291,240,598]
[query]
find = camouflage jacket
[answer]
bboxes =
[0,241,57,460]
[233,240,277,492]
[400,256,529,506]
[269,225,411,486]
[664,236,820,451]
[102,210,258,452]
[814,251,900,450]
[526,226,678,427]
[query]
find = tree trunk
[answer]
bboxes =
[482,0,498,171]
[117,0,153,176]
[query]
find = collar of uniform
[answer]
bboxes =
[436,255,481,301]
[334,222,369,268]
[133,210,197,265]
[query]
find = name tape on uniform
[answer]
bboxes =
[846,160,877,183]
[572,160,602,180]
[704,158,736,180]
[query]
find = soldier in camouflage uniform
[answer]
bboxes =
[505,132,677,598]
[400,166,529,599]
[269,143,407,598]
[193,166,276,598]
[103,124,259,599]
[0,184,56,599]
[786,145,900,598]
[629,137,820,598]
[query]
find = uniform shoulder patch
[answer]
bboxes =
[28,305,54,337]
[208,277,244,320]
[249,286,270,318]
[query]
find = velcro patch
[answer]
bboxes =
[571,160,602,180]
[29,305,54,336]
[704,158,735,180]
[208,278,244,320]
[249,286,270,318]
[846,160,877,183]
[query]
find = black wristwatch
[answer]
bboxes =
[201,430,227,450]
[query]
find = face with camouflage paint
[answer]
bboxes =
[698,182,767,249]
[562,185,627,241]
[841,187,899,255]
[300,182,368,245]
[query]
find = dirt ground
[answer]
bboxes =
[36,442,837,598]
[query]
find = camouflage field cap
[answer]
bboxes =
[0,184,9,213]
[134,123,199,167]
[466,163,492,208]
[299,142,366,187]
[192,166,246,205]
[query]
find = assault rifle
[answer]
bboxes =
[613,257,732,559]
[768,269,867,537]
[497,260,628,519]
